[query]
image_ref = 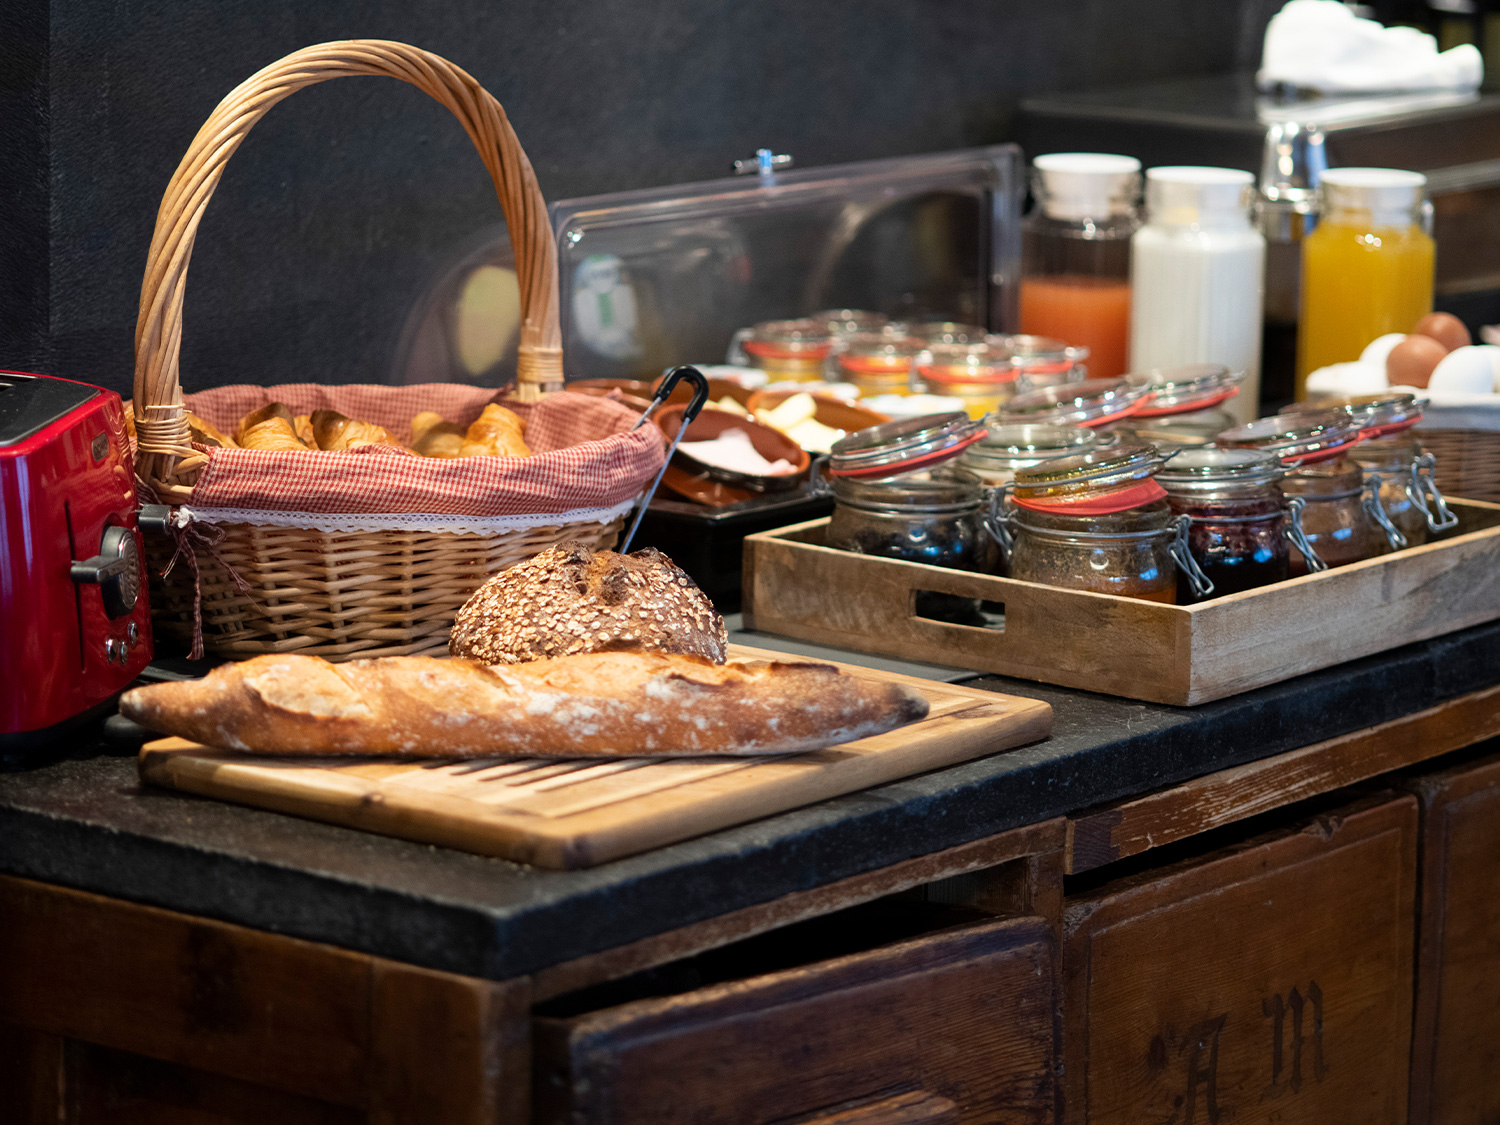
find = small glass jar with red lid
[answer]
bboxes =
[741,318,834,382]
[997,377,1152,429]
[958,422,1098,488]
[1156,446,1323,603]
[988,333,1089,390]
[1218,411,1404,573]
[834,333,924,397]
[908,320,989,345]
[1290,393,1458,545]
[813,308,888,338]
[995,444,1211,601]
[826,414,993,623]
[915,342,1018,419]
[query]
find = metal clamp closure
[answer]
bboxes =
[1282,496,1326,573]
[1410,451,1459,533]
[984,483,1015,561]
[1170,514,1215,600]
[1362,471,1408,552]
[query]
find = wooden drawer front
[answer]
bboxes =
[1063,795,1417,1125]
[1408,752,1500,1124]
[535,915,1057,1125]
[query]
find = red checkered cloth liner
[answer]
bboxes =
[180,384,663,516]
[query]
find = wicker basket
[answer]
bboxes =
[1419,428,1500,505]
[131,41,653,660]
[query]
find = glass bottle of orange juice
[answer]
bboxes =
[1020,153,1141,380]
[1296,168,1434,397]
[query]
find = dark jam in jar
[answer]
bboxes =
[1157,447,1293,603]
[825,468,994,625]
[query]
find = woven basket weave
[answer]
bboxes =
[131,40,637,660]
[1419,428,1500,505]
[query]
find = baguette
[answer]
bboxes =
[119,651,928,757]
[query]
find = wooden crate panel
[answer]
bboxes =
[0,875,529,1125]
[1063,795,1418,1124]
[1405,751,1500,1125]
[743,499,1500,705]
[535,914,1057,1125]
[139,646,1052,869]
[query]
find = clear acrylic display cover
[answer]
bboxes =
[392,146,1022,386]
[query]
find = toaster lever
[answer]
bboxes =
[70,525,142,618]
[137,504,171,535]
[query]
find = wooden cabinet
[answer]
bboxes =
[1405,750,1500,1124]
[1062,794,1418,1124]
[0,875,531,1124]
[534,905,1058,1124]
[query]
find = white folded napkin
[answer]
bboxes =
[1259,0,1482,94]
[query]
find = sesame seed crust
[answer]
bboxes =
[449,545,729,665]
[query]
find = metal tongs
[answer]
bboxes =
[619,365,711,552]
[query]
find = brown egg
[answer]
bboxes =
[1385,333,1448,388]
[1412,312,1471,352]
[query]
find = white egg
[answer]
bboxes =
[1305,361,1387,396]
[1359,333,1409,368]
[1429,345,1499,394]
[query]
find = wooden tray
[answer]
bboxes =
[742,499,1500,707]
[137,646,1052,869]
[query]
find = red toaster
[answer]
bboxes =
[1,371,152,747]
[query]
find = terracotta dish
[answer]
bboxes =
[564,379,655,412]
[652,374,756,409]
[746,389,890,434]
[656,405,811,493]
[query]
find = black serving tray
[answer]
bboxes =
[629,489,834,611]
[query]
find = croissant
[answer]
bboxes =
[186,412,236,448]
[239,417,309,452]
[311,410,397,452]
[292,414,315,447]
[462,404,531,457]
[413,423,466,458]
[235,403,301,447]
[410,411,446,442]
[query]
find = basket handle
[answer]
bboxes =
[132,39,563,501]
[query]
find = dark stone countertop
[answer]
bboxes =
[2,620,1498,983]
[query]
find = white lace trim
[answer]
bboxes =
[173,498,638,535]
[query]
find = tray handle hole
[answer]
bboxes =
[911,591,1005,632]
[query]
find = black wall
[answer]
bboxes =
[1,0,1283,401]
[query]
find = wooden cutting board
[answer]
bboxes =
[137,645,1051,869]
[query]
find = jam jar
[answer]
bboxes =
[988,333,1089,390]
[958,423,1098,488]
[813,308,888,337]
[997,444,1210,602]
[1352,434,1431,547]
[996,377,1152,430]
[827,414,991,621]
[916,342,1019,419]
[1351,433,1457,545]
[1289,393,1458,543]
[907,320,990,345]
[1280,456,1405,573]
[826,469,993,624]
[741,318,834,382]
[835,333,924,397]
[1219,410,1403,573]
[1157,447,1322,603]
[1127,363,1245,418]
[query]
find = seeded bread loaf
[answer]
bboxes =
[450,546,727,665]
[119,651,929,757]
